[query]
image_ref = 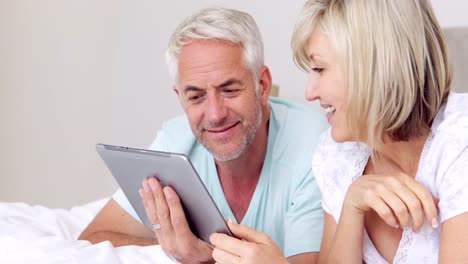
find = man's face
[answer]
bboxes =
[175,40,263,161]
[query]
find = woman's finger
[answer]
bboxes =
[391,184,425,231]
[212,247,241,264]
[365,190,399,228]
[227,220,273,245]
[373,183,412,228]
[210,232,251,256]
[404,177,439,228]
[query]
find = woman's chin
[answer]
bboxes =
[330,129,351,143]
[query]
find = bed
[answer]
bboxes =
[0,198,178,263]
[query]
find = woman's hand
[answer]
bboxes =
[345,172,439,232]
[210,220,288,264]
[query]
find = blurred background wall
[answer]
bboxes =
[1,0,467,208]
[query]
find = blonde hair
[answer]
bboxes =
[292,0,452,150]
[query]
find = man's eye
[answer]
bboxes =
[312,67,324,73]
[188,94,204,103]
[222,89,240,96]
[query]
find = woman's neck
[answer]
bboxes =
[371,132,430,177]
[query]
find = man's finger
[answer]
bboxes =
[147,177,175,242]
[164,186,196,239]
[140,179,159,225]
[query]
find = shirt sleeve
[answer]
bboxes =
[438,147,468,223]
[312,131,333,215]
[112,188,141,222]
[284,168,324,257]
[148,127,169,151]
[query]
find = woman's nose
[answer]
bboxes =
[305,75,320,101]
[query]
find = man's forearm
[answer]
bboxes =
[79,231,158,247]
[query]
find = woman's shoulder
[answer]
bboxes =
[312,129,369,219]
[312,129,368,192]
[429,92,468,165]
[423,93,468,222]
[432,92,468,134]
[420,93,468,195]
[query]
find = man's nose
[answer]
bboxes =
[205,95,228,122]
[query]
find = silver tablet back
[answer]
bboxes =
[96,143,232,242]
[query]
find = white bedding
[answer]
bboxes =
[0,198,178,263]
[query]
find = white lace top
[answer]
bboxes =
[312,92,468,263]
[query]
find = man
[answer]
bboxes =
[79,7,327,264]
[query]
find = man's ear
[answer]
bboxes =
[172,85,180,96]
[257,66,272,106]
[173,85,186,108]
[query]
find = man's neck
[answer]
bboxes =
[214,107,270,222]
[215,119,269,187]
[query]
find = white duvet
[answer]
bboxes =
[0,198,178,263]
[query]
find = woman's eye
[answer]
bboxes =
[312,67,324,73]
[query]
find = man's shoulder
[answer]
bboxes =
[268,97,328,154]
[269,97,327,135]
[149,114,198,155]
[161,114,190,130]
[266,98,328,178]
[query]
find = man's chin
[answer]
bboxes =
[212,151,242,162]
[203,144,245,161]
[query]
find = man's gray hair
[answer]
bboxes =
[166,7,264,85]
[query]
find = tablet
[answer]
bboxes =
[96,143,233,242]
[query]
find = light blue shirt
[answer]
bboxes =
[113,97,327,257]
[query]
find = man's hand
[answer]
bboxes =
[140,177,214,263]
[210,220,288,264]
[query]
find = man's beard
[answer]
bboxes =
[196,99,263,161]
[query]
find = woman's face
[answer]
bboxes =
[305,28,352,142]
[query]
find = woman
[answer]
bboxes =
[210,0,468,263]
